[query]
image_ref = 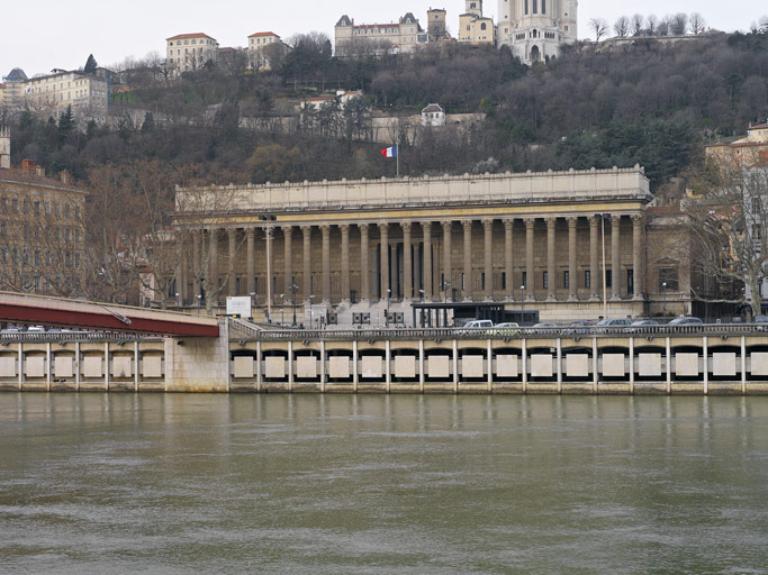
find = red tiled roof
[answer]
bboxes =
[166,33,215,41]
[249,31,279,38]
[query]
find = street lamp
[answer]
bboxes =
[601,213,610,319]
[260,213,277,324]
[290,282,299,327]
[520,285,526,325]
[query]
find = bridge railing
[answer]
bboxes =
[0,332,162,344]
[234,323,768,343]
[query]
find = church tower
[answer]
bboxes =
[465,0,483,17]
[0,126,10,170]
[498,0,578,64]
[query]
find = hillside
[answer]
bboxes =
[5,29,768,194]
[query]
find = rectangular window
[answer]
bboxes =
[753,225,763,240]
[543,271,549,290]
[627,270,634,295]
[525,0,529,15]
[606,270,613,289]
[481,272,486,291]
[522,271,528,289]
[533,0,538,14]
[585,270,591,289]
[542,0,546,14]
[501,272,507,291]
[563,271,570,290]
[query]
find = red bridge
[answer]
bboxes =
[0,292,219,338]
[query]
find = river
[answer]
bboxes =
[1,394,767,574]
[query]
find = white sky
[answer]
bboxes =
[1,0,764,77]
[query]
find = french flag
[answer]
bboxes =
[380,145,398,158]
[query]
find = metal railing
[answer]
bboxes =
[234,323,768,343]
[0,331,162,344]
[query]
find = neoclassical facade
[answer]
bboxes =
[172,168,700,324]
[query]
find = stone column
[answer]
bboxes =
[340,224,350,302]
[402,222,412,300]
[504,219,514,301]
[192,229,201,303]
[175,232,184,304]
[611,214,621,301]
[483,219,493,300]
[633,214,644,300]
[302,225,312,302]
[442,221,452,297]
[546,217,556,302]
[208,227,218,298]
[423,222,433,300]
[590,216,600,301]
[321,225,331,304]
[463,220,473,300]
[246,227,256,296]
[379,222,389,302]
[227,229,237,296]
[525,218,535,301]
[360,224,370,302]
[283,226,293,297]
[568,217,578,302]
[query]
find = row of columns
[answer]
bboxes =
[180,214,645,305]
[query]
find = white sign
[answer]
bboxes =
[226,297,252,319]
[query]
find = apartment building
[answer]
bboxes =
[166,33,219,75]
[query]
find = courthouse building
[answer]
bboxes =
[172,167,700,325]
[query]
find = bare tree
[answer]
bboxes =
[614,16,630,38]
[646,15,659,36]
[687,164,768,318]
[631,14,645,36]
[590,18,609,43]
[670,13,689,36]
[758,15,768,33]
[689,13,707,35]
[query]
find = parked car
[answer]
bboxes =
[462,320,494,330]
[26,326,46,333]
[669,316,704,326]
[754,316,768,324]
[596,318,633,328]
[562,319,596,337]
[532,322,559,329]
[489,322,521,337]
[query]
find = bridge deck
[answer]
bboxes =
[0,292,219,338]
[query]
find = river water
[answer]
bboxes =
[1,394,768,574]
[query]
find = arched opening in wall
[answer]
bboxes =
[530,45,541,63]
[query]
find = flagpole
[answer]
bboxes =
[396,144,400,178]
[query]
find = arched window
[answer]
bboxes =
[481,22,487,31]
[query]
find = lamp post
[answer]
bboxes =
[601,213,609,319]
[520,285,526,325]
[290,282,299,327]
[260,214,276,324]
[661,281,668,318]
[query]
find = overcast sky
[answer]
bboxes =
[1,0,764,77]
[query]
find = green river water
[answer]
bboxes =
[1,393,767,574]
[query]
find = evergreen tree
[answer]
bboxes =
[141,112,156,134]
[84,54,98,74]
[57,106,75,144]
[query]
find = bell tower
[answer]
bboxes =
[0,126,10,170]
[465,0,483,17]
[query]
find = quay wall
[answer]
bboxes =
[3,325,768,395]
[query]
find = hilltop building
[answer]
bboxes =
[705,122,768,169]
[497,0,579,63]
[334,13,426,57]
[166,33,219,76]
[458,1,496,45]
[427,8,448,41]
[247,32,284,71]
[23,70,109,121]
